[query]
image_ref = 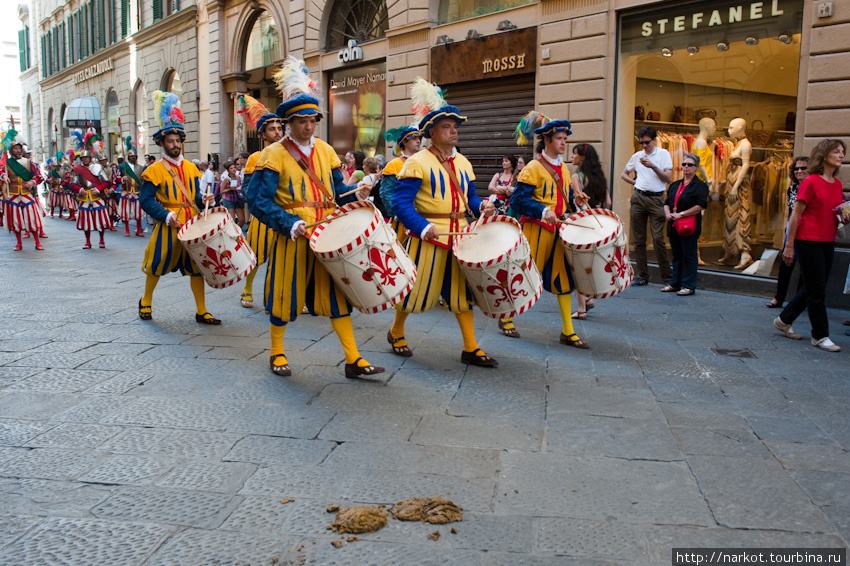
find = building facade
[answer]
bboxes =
[20,0,850,293]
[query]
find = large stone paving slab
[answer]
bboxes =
[546,414,682,461]
[0,518,176,566]
[91,486,240,528]
[143,527,301,565]
[687,455,834,532]
[495,453,714,526]
[321,440,500,477]
[224,435,336,466]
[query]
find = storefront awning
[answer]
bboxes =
[63,97,101,129]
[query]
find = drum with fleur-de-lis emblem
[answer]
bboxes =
[310,201,417,314]
[559,208,632,299]
[453,215,543,319]
[178,208,257,288]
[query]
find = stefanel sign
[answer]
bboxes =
[431,27,536,85]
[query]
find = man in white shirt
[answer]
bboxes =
[199,160,215,195]
[620,125,673,285]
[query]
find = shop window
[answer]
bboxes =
[162,69,183,99]
[245,11,281,71]
[438,0,533,24]
[615,0,804,276]
[60,103,69,147]
[328,62,387,157]
[325,0,387,50]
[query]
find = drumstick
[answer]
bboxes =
[437,231,478,236]
[303,216,336,229]
[338,185,370,199]
[203,200,209,221]
[557,220,597,230]
[586,207,604,228]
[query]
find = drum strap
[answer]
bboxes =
[536,156,569,206]
[281,138,335,202]
[427,147,472,217]
[163,161,200,215]
[281,201,337,210]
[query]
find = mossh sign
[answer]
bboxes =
[431,27,537,85]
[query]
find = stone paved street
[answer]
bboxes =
[1,216,848,565]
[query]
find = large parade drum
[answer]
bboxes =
[310,201,417,314]
[453,215,542,318]
[178,207,257,289]
[559,208,632,299]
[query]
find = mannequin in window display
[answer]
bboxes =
[692,118,716,266]
[717,118,753,269]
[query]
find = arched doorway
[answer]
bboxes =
[60,103,68,152]
[132,81,148,156]
[106,89,121,159]
[162,68,183,99]
[242,9,283,153]
[47,107,55,157]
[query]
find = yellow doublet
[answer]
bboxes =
[517,159,574,295]
[244,151,261,176]
[255,139,350,324]
[254,140,340,226]
[397,149,475,249]
[382,157,404,177]
[141,160,202,277]
[516,159,571,219]
[694,146,713,183]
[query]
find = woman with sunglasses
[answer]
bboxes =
[661,153,709,296]
[766,156,809,308]
[774,139,846,352]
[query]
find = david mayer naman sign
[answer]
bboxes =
[72,58,114,85]
[620,0,802,51]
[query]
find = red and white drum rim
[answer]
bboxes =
[178,206,231,244]
[559,208,623,250]
[309,201,380,259]
[452,215,525,269]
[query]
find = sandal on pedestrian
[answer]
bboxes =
[571,311,587,320]
[585,299,595,310]
[345,358,386,379]
[270,354,291,376]
[498,319,521,338]
[560,333,590,349]
[240,292,254,308]
[765,299,781,308]
[676,288,695,296]
[138,299,152,320]
[387,331,413,357]
[460,349,499,367]
[82,242,91,249]
[195,312,222,325]
[660,285,679,293]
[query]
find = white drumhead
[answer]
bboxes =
[180,211,229,240]
[561,213,619,246]
[455,219,520,263]
[311,206,375,253]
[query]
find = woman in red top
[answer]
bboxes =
[774,139,846,352]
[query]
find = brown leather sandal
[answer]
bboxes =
[138,299,152,321]
[195,312,222,325]
[387,330,413,357]
[460,349,499,367]
[270,355,291,377]
[345,358,385,379]
[240,292,253,308]
[560,333,589,349]
[498,319,520,338]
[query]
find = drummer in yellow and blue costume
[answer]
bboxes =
[511,112,590,349]
[379,125,421,238]
[237,95,284,309]
[246,57,384,379]
[138,90,218,324]
[386,78,498,367]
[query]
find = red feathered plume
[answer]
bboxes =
[168,107,184,125]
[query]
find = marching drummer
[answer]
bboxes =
[380,124,421,239]
[236,95,284,310]
[386,78,498,367]
[138,90,217,324]
[511,112,591,349]
[246,57,384,380]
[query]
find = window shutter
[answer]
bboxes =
[25,27,31,68]
[97,0,106,49]
[47,30,53,75]
[60,23,66,69]
[18,29,26,72]
[54,27,60,71]
[121,0,128,37]
[109,0,116,44]
[173,0,179,13]
[153,0,162,23]
[41,34,46,78]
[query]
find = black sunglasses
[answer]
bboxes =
[638,139,653,145]
[682,162,696,167]
[793,167,807,171]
